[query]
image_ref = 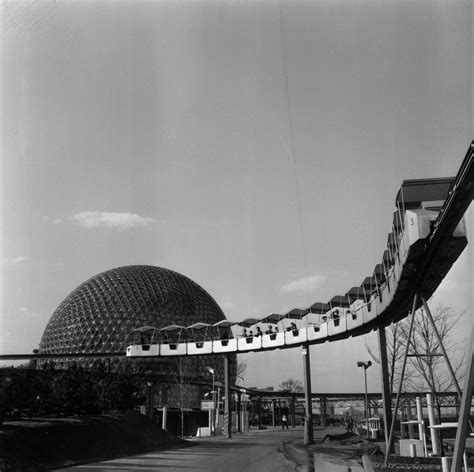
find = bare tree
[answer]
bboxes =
[404,305,466,394]
[366,319,414,396]
[236,360,247,383]
[168,357,196,437]
[279,378,303,393]
[366,304,467,397]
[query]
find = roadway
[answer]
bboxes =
[56,426,364,472]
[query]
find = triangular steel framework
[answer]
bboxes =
[450,309,474,472]
[385,294,473,467]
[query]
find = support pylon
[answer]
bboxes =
[224,354,232,438]
[378,324,394,453]
[302,342,314,444]
[450,312,473,472]
[385,294,418,464]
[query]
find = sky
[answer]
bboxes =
[0,0,472,393]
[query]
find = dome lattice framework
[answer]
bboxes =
[38,265,232,379]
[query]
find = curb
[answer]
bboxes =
[362,454,375,472]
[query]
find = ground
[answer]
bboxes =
[0,413,187,471]
[3,415,472,471]
[55,425,368,472]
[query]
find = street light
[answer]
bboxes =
[215,381,223,431]
[146,381,154,420]
[357,361,372,439]
[205,366,215,436]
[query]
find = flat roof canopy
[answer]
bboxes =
[392,211,403,230]
[362,276,376,290]
[239,318,261,327]
[383,250,394,264]
[286,308,309,319]
[309,302,330,314]
[262,313,286,324]
[328,295,350,308]
[161,324,186,332]
[387,232,397,248]
[213,320,236,328]
[396,177,454,208]
[346,287,368,302]
[133,325,158,333]
[187,322,211,330]
[373,264,386,281]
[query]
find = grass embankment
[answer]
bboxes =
[0,412,189,471]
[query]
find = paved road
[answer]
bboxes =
[57,426,364,472]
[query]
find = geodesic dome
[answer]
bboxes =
[38,265,231,377]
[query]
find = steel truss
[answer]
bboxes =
[382,294,473,471]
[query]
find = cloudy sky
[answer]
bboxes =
[1,0,472,393]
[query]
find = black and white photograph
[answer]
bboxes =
[1,1,473,471]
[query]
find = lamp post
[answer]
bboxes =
[206,366,215,436]
[146,381,154,420]
[357,361,372,439]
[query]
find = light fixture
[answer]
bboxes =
[357,361,372,439]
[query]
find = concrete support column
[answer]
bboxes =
[302,343,314,445]
[224,354,232,438]
[377,324,394,453]
[272,400,276,428]
[237,393,242,433]
[257,397,262,429]
[400,407,406,440]
[406,399,414,439]
[405,398,415,439]
[291,396,296,428]
[320,396,327,428]
[416,396,427,455]
[162,406,168,431]
[427,393,439,455]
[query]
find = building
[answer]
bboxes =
[38,265,236,433]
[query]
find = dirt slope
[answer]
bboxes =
[0,413,189,471]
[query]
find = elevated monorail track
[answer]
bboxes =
[1,142,473,362]
[0,352,125,361]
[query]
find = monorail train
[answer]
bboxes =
[126,176,468,358]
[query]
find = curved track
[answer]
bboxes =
[126,142,473,359]
[0,143,472,363]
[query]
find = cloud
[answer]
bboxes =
[70,211,154,229]
[1,256,27,267]
[280,273,326,294]
[18,306,40,318]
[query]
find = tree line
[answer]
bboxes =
[366,303,467,396]
[0,363,144,423]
